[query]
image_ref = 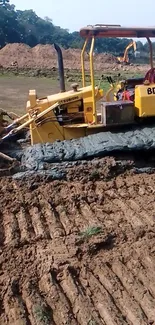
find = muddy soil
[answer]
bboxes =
[0,161,155,324]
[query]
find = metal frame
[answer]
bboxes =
[80,24,155,125]
[81,39,88,87]
[81,37,96,123]
[147,37,153,69]
[80,24,155,38]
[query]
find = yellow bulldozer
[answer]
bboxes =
[117,40,137,64]
[1,24,155,157]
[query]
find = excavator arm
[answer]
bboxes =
[123,41,136,62]
[117,41,137,63]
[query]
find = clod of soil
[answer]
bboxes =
[1,165,155,324]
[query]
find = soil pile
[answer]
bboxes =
[0,43,118,70]
[0,43,32,68]
[0,158,155,324]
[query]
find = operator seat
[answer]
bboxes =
[117,69,155,101]
[117,77,144,101]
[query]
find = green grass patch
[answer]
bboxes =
[33,304,51,325]
[79,226,102,239]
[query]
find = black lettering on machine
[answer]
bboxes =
[147,87,155,95]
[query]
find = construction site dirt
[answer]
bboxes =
[1,155,155,325]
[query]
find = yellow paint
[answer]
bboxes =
[135,84,155,117]
[83,99,94,123]
[26,85,103,144]
[81,39,88,87]
[89,37,97,124]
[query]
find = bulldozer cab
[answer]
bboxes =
[79,24,155,121]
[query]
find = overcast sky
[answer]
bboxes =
[11,0,155,32]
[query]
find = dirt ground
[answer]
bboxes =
[0,162,155,324]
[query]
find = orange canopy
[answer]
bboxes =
[80,24,155,38]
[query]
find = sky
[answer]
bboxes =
[11,0,155,33]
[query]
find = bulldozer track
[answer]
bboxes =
[1,171,155,324]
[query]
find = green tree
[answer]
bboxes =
[0,0,150,55]
[0,2,21,47]
[0,0,10,6]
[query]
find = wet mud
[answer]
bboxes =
[2,124,155,179]
[20,124,155,170]
[1,170,155,324]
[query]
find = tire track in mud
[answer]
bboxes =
[39,272,78,325]
[1,173,155,324]
[111,260,155,321]
[92,263,148,325]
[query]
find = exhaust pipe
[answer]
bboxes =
[54,43,66,92]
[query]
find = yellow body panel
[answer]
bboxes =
[64,127,86,140]
[30,121,107,144]
[27,85,104,144]
[30,120,64,145]
[83,97,94,123]
[135,84,155,117]
[42,85,94,104]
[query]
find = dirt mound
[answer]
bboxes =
[0,43,117,70]
[0,43,31,56]
[97,52,118,63]
[32,44,57,59]
[0,162,155,324]
[63,48,82,61]
[0,43,32,68]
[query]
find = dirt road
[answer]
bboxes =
[0,165,155,325]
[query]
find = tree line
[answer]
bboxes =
[0,0,153,57]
